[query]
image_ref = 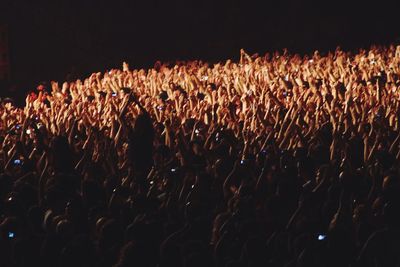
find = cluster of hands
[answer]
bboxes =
[1,45,400,174]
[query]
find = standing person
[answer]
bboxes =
[127,93,155,192]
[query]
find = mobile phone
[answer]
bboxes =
[8,232,15,239]
[13,159,22,165]
[171,168,176,172]
[215,132,220,142]
[284,74,289,81]
[317,234,326,241]
[15,124,21,130]
[150,180,154,185]
[112,92,117,97]
[195,129,200,134]
[157,106,163,110]
[240,160,245,165]
[26,129,31,135]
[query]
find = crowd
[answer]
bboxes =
[1,45,400,267]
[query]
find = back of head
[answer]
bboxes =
[51,136,73,173]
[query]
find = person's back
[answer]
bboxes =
[358,227,400,267]
[358,201,400,267]
[129,112,155,179]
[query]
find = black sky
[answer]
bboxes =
[0,0,399,92]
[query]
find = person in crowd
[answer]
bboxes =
[1,45,400,266]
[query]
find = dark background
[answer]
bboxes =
[0,0,399,98]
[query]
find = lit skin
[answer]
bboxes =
[1,46,400,181]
